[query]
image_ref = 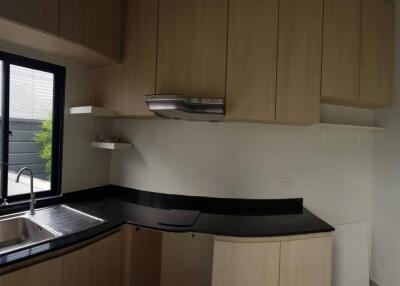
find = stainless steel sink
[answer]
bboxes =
[0,216,57,255]
[0,204,105,256]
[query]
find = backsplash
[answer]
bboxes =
[111,119,373,226]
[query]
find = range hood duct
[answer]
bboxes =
[145,95,225,122]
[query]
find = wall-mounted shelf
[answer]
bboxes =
[317,123,384,131]
[92,142,132,150]
[69,106,117,117]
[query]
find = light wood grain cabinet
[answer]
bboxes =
[321,0,393,108]
[212,240,280,286]
[94,0,158,117]
[276,0,323,125]
[225,0,278,122]
[321,0,361,104]
[280,237,332,286]
[160,233,214,286]
[360,0,394,107]
[62,231,123,286]
[59,0,122,61]
[212,234,332,286]
[225,0,322,124]
[0,0,59,34]
[92,0,393,120]
[156,0,228,99]
[0,257,62,286]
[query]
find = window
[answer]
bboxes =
[0,51,65,203]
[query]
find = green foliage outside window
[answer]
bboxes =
[35,117,52,180]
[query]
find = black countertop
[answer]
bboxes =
[0,185,334,269]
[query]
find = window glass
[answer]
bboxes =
[7,65,54,196]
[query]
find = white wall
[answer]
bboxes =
[371,2,400,285]
[0,42,112,193]
[111,119,373,226]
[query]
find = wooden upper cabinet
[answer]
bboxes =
[0,0,59,34]
[280,237,332,286]
[212,240,280,286]
[60,0,122,61]
[322,0,393,109]
[156,0,228,99]
[322,0,361,103]
[0,257,62,286]
[95,0,158,117]
[360,0,394,107]
[276,0,323,125]
[225,0,278,122]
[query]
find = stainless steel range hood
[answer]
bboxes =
[145,95,225,122]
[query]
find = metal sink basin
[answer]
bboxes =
[0,216,57,255]
[0,204,105,256]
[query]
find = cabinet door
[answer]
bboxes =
[360,0,394,107]
[156,0,228,99]
[0,257,62,286]
[60,0,122,61]
[276,0,323,124]
[62,231,123,286]
[212,240,280,286]
[161,233,214,286]
[0,0,59,34]
[322,0,361,103]
[94,0,157,117]
[225,0,278,122]
[280,237,332,286]
[125,227,162,286]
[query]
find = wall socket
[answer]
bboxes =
[278,178,293,191]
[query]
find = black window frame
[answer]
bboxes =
[0,51,65,204]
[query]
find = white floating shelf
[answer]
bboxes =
[92,142,132,150]
[69,106,117,117]
[317,123,384,131]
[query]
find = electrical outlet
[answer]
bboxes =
[278,178,292,191]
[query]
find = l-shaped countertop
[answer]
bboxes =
[0,185,334,269]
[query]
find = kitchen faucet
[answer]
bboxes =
[16,167,36,215]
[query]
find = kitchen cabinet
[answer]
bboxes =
[92,0,393,121]
[60,0,122,61]
[160,233,214,286]
[321,0,361,103]
[212,234,332,286]
[123,226,162,286]
[225,0,278,122]
[156,0,228,99]
[94,0,158,117]
[360,0,394,107]
[280,237,332,286]
[0,0,59,34]
[62,231,123,286]
[276,0,323,124]
[0,0,121,68]
[0,257,62,286]
[212,240,280,286]
[321,0,393,109]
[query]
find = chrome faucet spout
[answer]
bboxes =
[15,167,36,215]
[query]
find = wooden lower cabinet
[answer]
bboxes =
[280,237,332,286]
[0,229,332,286]
[212,234,333,286]
[160,233,214,286]
[62,231,123,286]
[0,257,62,286]
[212,241,280,286]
